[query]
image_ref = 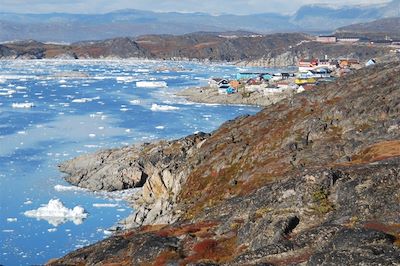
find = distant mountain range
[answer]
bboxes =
[0,0,399,43]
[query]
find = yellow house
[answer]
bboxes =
[295,77,317,85]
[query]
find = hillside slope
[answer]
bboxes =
[336,17,400,39]
[50,61,400,265]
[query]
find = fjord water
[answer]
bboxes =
[0,60,262,265]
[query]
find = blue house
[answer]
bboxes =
[236,72,272,81]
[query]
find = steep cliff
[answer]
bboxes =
[51,61,400,265]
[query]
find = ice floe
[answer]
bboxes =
[71,97,99,103]
[129,99,141,105]
[6,218,17,222]
[23,199,88,226]
[116,76,136,83]
[150,104,179,112]
[11,102,35,108]
[136,81,167,88]
[54,184,88,192]
[92,203,119,208]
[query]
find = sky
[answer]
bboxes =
[0,0,391,15]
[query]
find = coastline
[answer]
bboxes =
[176,86,294,107]
[49,61,400,265]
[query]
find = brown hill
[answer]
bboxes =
[336,17,400,40]
[50,61,400,265]
[0,32,393,66]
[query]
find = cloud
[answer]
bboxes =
[0,0,390,14]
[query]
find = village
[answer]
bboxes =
[207,56,377,98]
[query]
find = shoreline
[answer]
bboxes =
[176,86,295,107]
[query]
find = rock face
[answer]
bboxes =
[50,61,400,265]
[59,133,210,226]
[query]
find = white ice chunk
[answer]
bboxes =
[12,102,35,108]
[136,81,167,88]
[72,96,99,103]
[129,99,140,105]
[150,104,179,112]
[24,199,88,226]
[155,126,165,130]
[6,218,17,222]
[92,203,119,208]
[54,184,88,192]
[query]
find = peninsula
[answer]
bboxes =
[49,60,400,265]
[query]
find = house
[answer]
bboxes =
[229,80,241,90]
[259,73,273,81]
[318,59,338,70]
[295,77,317,85]
[271,73,283,82]
[365,59,376,67]
[310,68,331,78]
[298,58,319,71]
[246,79,260,86]
[218,79,230,88]
[281,73,291,79]
[317,35,337,43]
[236,72,272,81]
[337,37,360,43]
[338,58,360,69]
[209,78,226,88]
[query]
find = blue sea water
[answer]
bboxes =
[0,60,269,265]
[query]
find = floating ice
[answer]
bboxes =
[72,97,100,103]
[136,81,167,88]
[92,203,119,208]
[89,133,96,138]
[23,199,88,226]
[7,218,17,222]
[103,230,113,235]
[155,126,165,129]
[54,184,88,192]
[12,102,35,108]
[129,99,141,105]
[48,228,57,233]
[116,76,136,83]
[150,104,179,112]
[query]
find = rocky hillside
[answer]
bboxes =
[0,32,393,66]
[50,61,400,265]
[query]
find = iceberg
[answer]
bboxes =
[92,203,119,208]
[136,81,167,88]
[24,199,88,226]
[150,104,180,112]
[72,97,99,103]
[12,102,35,108]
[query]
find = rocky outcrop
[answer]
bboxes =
[50,61,400,265]
[60,133,210,226]
[176,86,294,106]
